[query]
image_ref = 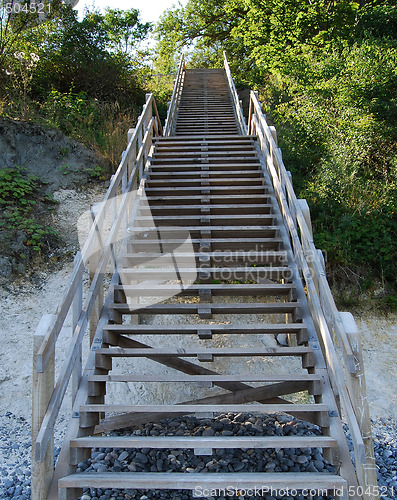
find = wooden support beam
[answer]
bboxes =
[32,314,56,500]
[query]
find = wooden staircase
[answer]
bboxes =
[33,60,377,500]
[175,69,239,135]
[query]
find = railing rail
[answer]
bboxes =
[164,54,186,136]
[32,93,163,500]
[223,51,247,135]
[247,88,378,500]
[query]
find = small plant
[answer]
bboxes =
[58,147,70,157]
[58,164,69,175]
[0,167,59,257]
[88,165,108,181]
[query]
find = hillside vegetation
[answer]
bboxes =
[0,3,156,163]
[1,1,396,306]
[156,0,397,306]
[0,2,170,274]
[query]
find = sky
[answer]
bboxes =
[74,0,187,24]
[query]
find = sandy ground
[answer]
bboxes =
[355,312,397,419]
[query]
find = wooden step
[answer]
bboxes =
[95,345,312,360]
[153,136,257,144]
[80,403,328,415]
[103,323,307,336]
[113,283,296,297]
[148,170,261,178]
[110,302,299,315]
[118,266,293,281]
[135,214,274,226]
[88,374,319,383]
[144,186,268,195]
[129,225,278,236]
[146,177,266,189]
[128,238,283,251]
[141,205,273,215]
[123,250,287,265]
[145,194,271,204]
[59,472,347,492]
[70,435,336,450]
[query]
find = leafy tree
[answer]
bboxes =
[100,8,150,55]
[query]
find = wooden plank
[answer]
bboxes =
[135,214,274,223]
[110,302,298,314]
[150,165,262,172]
[88,374,319,383]
[118,266,292,280]
[97,344,312,358]
[129,227,279,236]
[146,178,265,186]
[145,194,271,203]
[70,435,337,449]
[113,283,295,297]
[142,203,271,211]
[155,136,253,141]
[58,472,347,490]
[153,145,256,153]
[103,323,306,335]
[123,251,286,264]
[144,186,268,194]
[81,403,328,413]
[152,152,258,158]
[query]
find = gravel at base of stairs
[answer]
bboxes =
[0,412,395,500]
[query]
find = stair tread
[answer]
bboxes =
[59,471,347,489]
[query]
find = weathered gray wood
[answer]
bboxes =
[87,373,319,383]
[70,435,337,449]
[114,283,295,296]
[32,314,56,500]
[58,472,347,490]
[103,322,306,335]
[110,302,298,314]
[71,253,83,405]
[340,312,379,498]
[96,345,311,358]
[80,403,329,415]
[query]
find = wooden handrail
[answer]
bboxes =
[248,89,378,499]
[223,52,247,135]
[164,54,186,136]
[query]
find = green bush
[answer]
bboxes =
[0,167,59,253]
[259,38,397,291]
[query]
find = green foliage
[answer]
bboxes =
[87,165,108,181]
[156,0,397,297]
[42,90,99,139]
[100,8,151,54]
[0,5,149,170]
[0,167,58,253]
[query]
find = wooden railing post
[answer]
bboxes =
[298,199,313,239]
[340,312,379,500]
[72,253,83,405]
[32,314,56,500]
[127,128,137,188]
[89,203,104,346]
[138,120,144,181]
